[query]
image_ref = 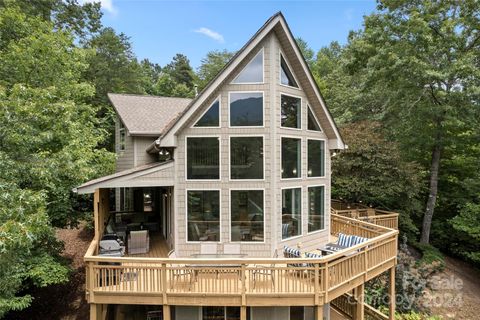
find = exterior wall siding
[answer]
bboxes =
[173,32,332,257]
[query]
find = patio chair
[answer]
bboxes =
[283,246,305,268]
[168,250,193,289]
[127,230,149,254]
[252,250,278,289]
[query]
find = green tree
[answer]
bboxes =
[0,5,114,225]
[0,183,69,317]
[197,49,234,91]
[450,203,480,265]
[83,27,147,148]
[332,121,423,234]
[163,53,196,90]
[296,37,315,69]
[342,0,480,244]
[0,0,102,40]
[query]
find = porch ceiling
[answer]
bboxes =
[73,160,174,194]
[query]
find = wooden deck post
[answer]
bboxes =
[90,303,102,320]
[353,284,364,320]
[314,305,323,320]
[163,305,171,320]
[389,266,396,320]
[240,306,247,320]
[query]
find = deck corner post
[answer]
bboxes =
[389,266,396,320]
[353,283,364,320]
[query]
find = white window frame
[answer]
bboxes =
[200,306,250,320]
[306,138,326,179]
[307,184,327,234]
[306,104,323,133]
[228,91,265,128]
[231,47,265,85]
[279,50,300,89]
[280,92,303,131]
[280,186,303,241]
[191,95,221,128]
[228,134,265,181]
[185,188,222,243]
[229,188,266,244]
[185,135,221,182]
[280,135,302,181]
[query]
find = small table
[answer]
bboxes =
[319,243,347,255]
[189,254,246,280]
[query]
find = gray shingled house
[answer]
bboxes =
[76,12,398,320]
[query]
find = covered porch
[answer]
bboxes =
[75,161,175,257]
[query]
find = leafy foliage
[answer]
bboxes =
[332,121,423,235]
[0,183,69,317]
[197,49,235,91]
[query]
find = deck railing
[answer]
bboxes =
[84,214,398,306]
[331,208,399,230]
[331,293,389,320]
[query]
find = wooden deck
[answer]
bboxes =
[85,214,398,311]
[125,233,169,258]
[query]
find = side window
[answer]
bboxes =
[282,188,302,239]
[230,136,264,180]
[307,139,325,177]
[229,92,263,127]
[194,99,220,127]
[118,121,126,151]
[186,137,220,180]
[281,137,301,179]
[230,190,264,242]
[232,49,264,84]
[308,186,325,232]
[281,94,301,129]
[280,54,298,88]
[187,190,220,242]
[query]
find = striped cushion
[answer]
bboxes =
[305,252,322,268]
[337,233,349,247]
[283,245,300,258]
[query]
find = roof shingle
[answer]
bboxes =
[108,93,192,135]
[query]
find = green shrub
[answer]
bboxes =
[413,242,446,271]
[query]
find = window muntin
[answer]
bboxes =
[229,92,263,127]
[282,188,302,239]
[186,137,220,180]
[307,107,322,131]
[230,136,264,180]
[308,139,325,177]
[230,190,264,242]
[194,99,220,127]
[281,137,301,179]
[280,54,298,88]
[281,94,301,129]
[187,190,220,242]
[119,121,126,151]
[308,186,325,232]
[232,49,264,84]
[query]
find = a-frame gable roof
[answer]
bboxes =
[156,12,345,149]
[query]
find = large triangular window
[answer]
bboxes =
[194,99,220,127]
[307,106,322,131]
[232,49,264,84]
[280,54,298,88]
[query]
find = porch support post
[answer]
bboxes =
[240,306,247,320]
[163,305,171,320]
[389,266,396,320]
[93,188,110,241]
[353,284,364,320]
[314,305,323,320]
[90,303,102,320]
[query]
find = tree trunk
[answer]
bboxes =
[420,142,441,244]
